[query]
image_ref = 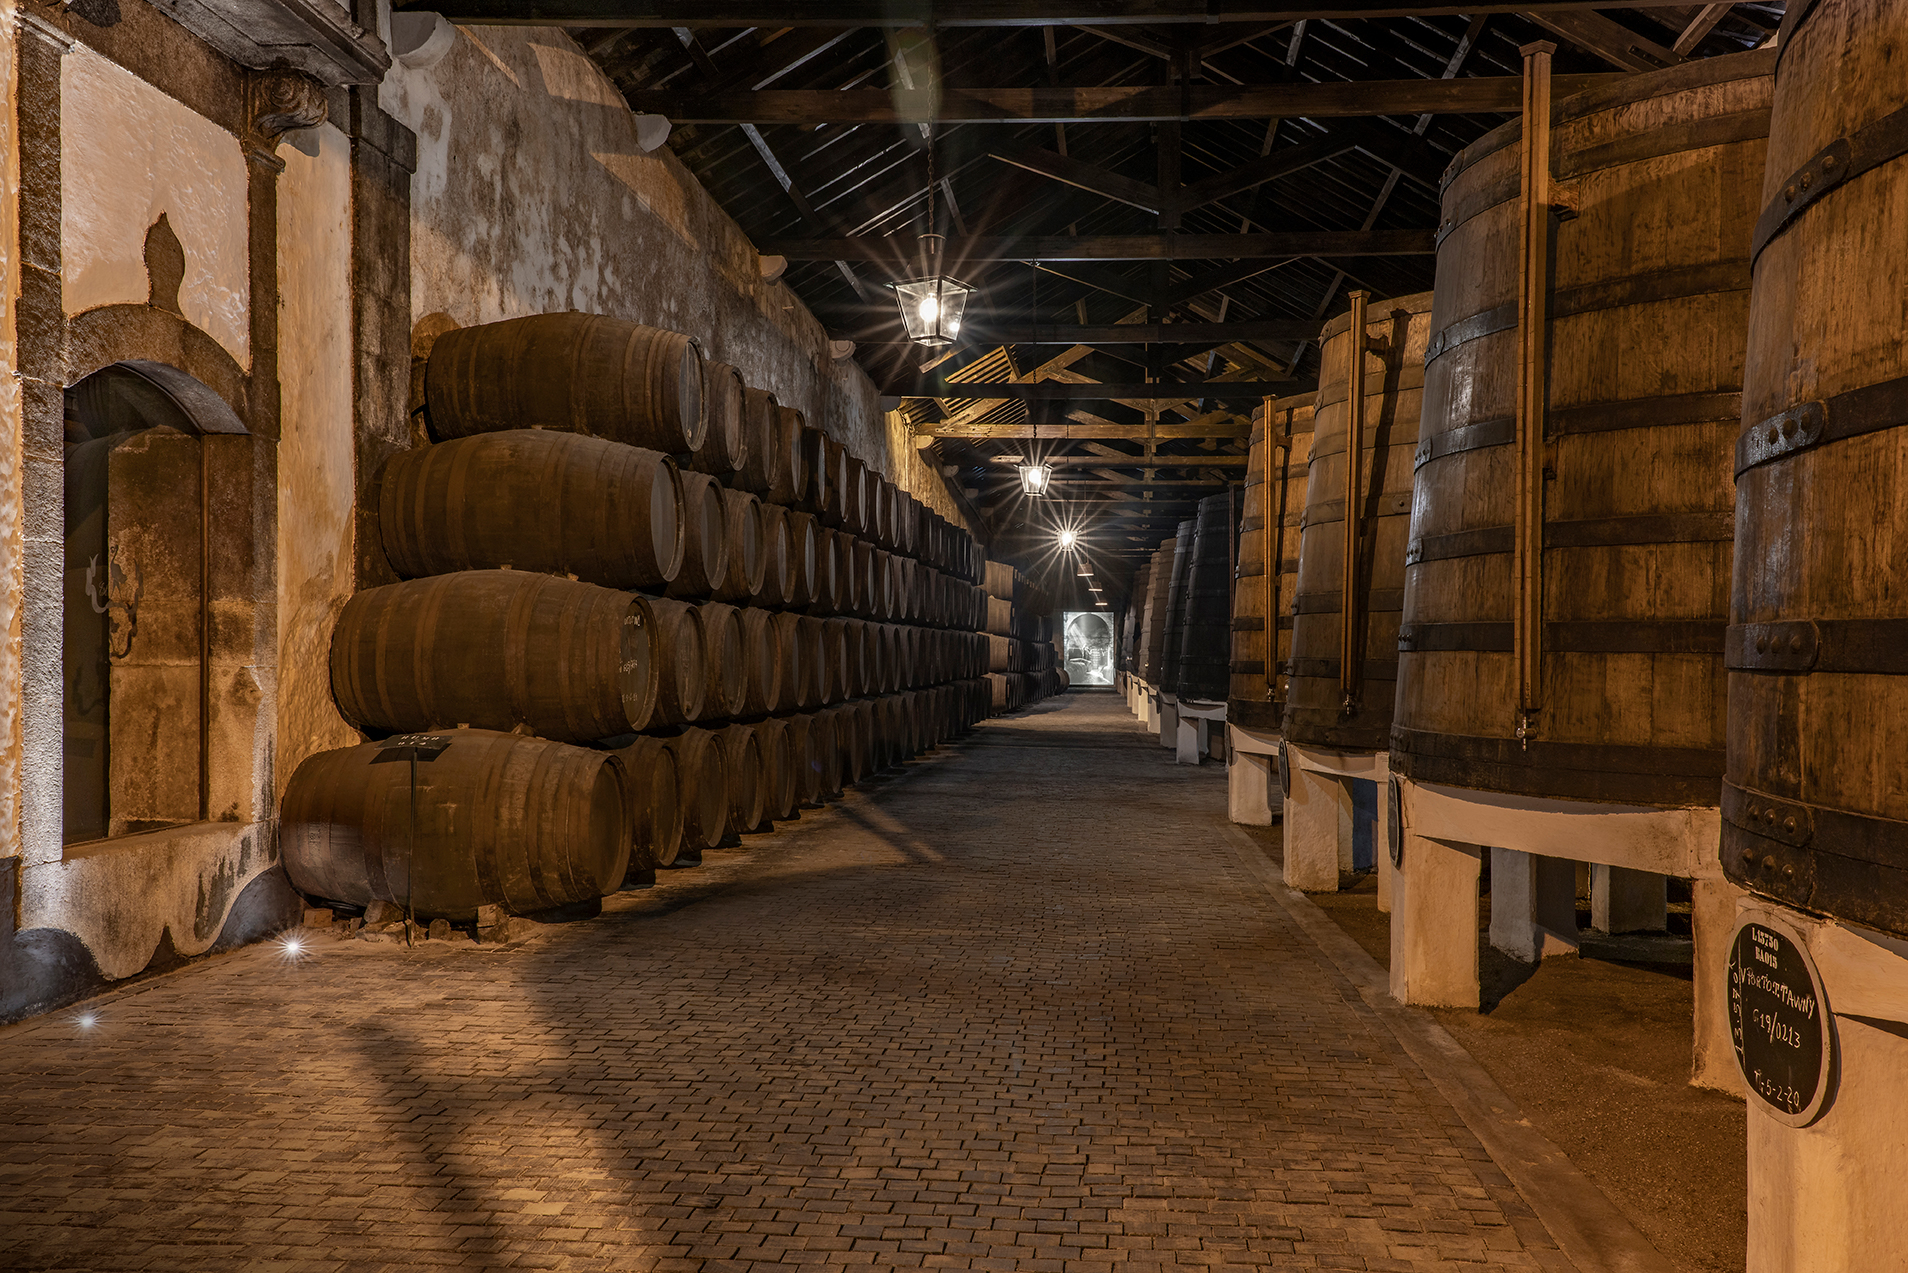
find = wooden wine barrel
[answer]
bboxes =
[1138,538,1176,682]
[1122,566,1149,672]
[1394,53,1772,802]
[756,503,798,608]
[1157,520,1197,694]
[785,510,821,607]
[696,601,749,721]
[781,712,820,807]
[1726,14,1908,930]
[1285,289,1432,752]
[330,570,657,743]
[734,387,796,501]
[610,735,683,873]
[713,723,765,839]
[770,610,813,711]
[425,313,706,454]
[868,478,892,550]
[684,361,747,475]
[799,426,840,524]
[736,605,783,717]
[1230,396,1315,730]
[281,728,630,919]
[762,406,808,507]
[800,615,836,705]
[643,596,708,726]
[750,718,798,824]
[665,727,729,853]
[710,488,767,605]
[817,436,849,528]
[829,618,863,698]
[809,709,843,799]
[810,526,845,615]
[378,430,685,591]
[664,470,731,600]
[840,454,868,537]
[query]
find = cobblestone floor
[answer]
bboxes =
[0,692,1565,1272]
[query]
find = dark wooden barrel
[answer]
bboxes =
[664,470,731,600]
[425,312,706,454]
[1138,537,1176,682]
[378,430,685,591]
[750,718,798,824]
[610,735,682,873]
[736,605,783,717]
[643,596,708,726]
[666,726,730,853]
[809,709,843,799]
[770,610,812,711]
[711,487,766,604]
[713,723,765,839]
[756,503,798,608]
[813,435,848,527]
[1122,565,1150,673]
[840,454,868,537]
[809,526,845,615]
[281,728,630,919]
[1177,492,1238,702]
[1285,289,1431,752]
[800,615,835,705]
[785,510,821,607]
[1394,53,1772,801]
[696,601,748,721]
[1230,397,1314,730]
[684,361,747,475]
[1158,520,1196,694]
[734,387,799,500]
[1726,13,1906,929]
[764,405,808,506]
[781,713,820,807]
[330,570,656,743]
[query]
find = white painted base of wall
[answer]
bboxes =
[21,822,276,980]
[1745,904,1908,1272]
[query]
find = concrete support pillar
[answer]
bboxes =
[1174,716,1210,764]
[1228,751,1275,825]
[1591,864,1667,933]
[1390,833,1481,1007]
[1488,848,1579,962]
[1690,876,1748,1094]
[1374,782,1394,914]
[1138,690,1157,730]
[1282,765,1350,892]
[1157,699,1178,748]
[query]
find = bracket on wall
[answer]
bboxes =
[246,68,330,156]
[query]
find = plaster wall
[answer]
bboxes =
[377,24,970,528]
[274,120,360,797]
[1,2,25,862]
[59,41,251,368]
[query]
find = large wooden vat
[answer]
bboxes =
[1284,290,1431,752]
[1175,493,1237,702]
[1230,396,1314,729]
[425,313,706,454]
[1158,521,1196,693]
[1394,53,1772,804]
[1727,8,1908,931]
[378,430,684,590]
[1137,537,1175,683]
[330,571,656,743]
[281,729,630,919]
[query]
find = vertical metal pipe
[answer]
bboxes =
[1261,397,1279,698]
[1340,290,1370,710]
[1514,42,1556,744]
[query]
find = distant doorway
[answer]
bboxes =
[1062,611,1115,686]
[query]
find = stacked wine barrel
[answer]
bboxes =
[1230,395,1314,729]
[980,558,1066,709]
[282,311,994,922]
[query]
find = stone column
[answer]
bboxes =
[1390,832,1481,1007]
[1282,763,1349,892]
[1488,847,1579,962]
[1591,864,1667,933]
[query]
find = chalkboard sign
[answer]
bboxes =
[371,734,454,764]
[1728,912,1834,1126]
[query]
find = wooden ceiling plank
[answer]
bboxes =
[766,230,1433,260]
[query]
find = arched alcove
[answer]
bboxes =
[62,361,250,844]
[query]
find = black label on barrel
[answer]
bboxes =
[1728,916,1833,1125]
[372,734,454,764]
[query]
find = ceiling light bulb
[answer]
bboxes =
[919,295,940,324]
[1059,530,1078,549]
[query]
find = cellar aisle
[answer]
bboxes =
[4,692,1575,1272]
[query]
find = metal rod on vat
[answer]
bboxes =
[1340,290,1369,714]
[1514,41,1557,749]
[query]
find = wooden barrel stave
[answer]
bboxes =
[665,726,730,854]
[664,470,732,600]
[610,735,682,874]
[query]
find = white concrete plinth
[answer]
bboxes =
[1691,876,1748,1093]
[1389,831,1481,1008]
[1174,716,1209,764]
[1592,864,1667,933]
[1488,847,1580,962]
[1280,744,1390,896]
[1157,698,1179,749]
[1744,906,1908,1272]
[1227,724,1280,826]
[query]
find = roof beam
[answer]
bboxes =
[910,380,1283,400]
[412,2,1716,28]
[1672,3,1734,56]
[1526,11,1681,71]
[616,75,1624,123]
[764,230,1433,261]
[986,453,1246,466]
[964,319,1320,345]
[920,421,1246,440]
[989,146,1165,214]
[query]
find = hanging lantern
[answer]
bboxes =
[894,269,973,347]
[1017,460,1053,497]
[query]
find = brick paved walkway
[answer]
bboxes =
[0,692,1565,1272]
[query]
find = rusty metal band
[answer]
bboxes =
[1409,509,1738,565]
[1230,659,1266,674]
[1283,706,1394,752]
[1407,524,1514,565]
[1424,259,1753,365]
[1753,102,1908,262]
[1735,372,1908,475]
[1226,697,1283,730]
[1415,416,1516,468]
[1723,780,1908,935]
[1390,724,1724,806]
[1232,615,1266,632]
[1725,617,1908,675]
[1396,619,1724,655]
[1294,588,1405,616]
[1309,429,1425,462]
[1415,391,1740,472]
[1288,657,1398,681]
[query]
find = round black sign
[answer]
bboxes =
[1386,775,1404,869]
[1727,913,1834,1126]
[1276,742,1292,800]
